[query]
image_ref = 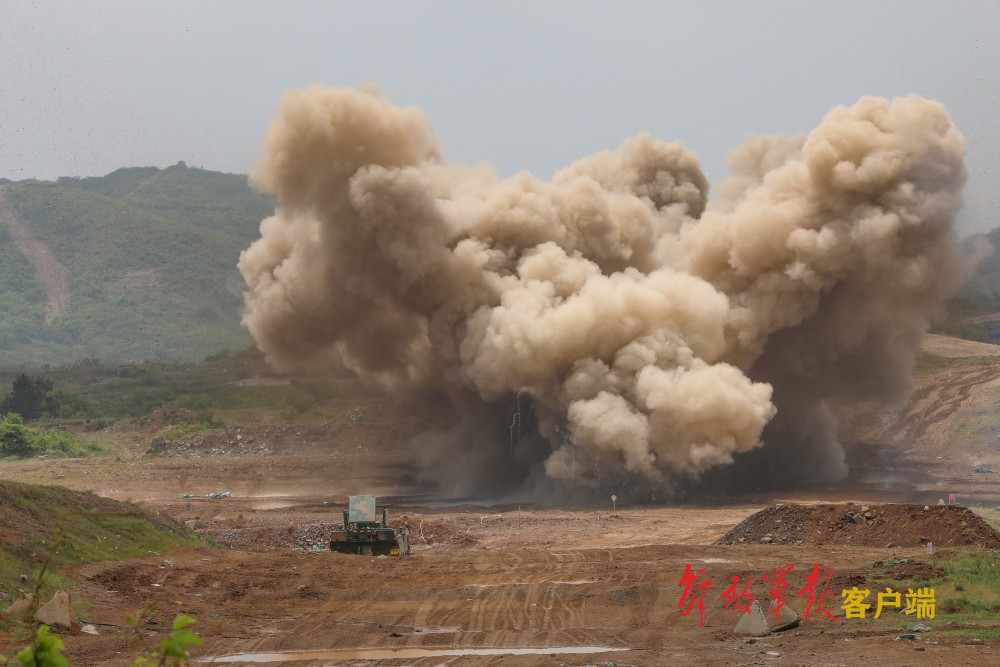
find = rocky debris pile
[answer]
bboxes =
[293,523,331,549]
[5,590,77,629]
[715,503,1000,548]
[206,522,334,549]
[145,424,337,457]
[198,517,473,550]
[109,407,199,434]
[873,559,946,580]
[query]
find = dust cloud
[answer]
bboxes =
[240,86,973,500]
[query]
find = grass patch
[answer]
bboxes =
[970,506,1000,532]
[160,417,224,441]
[0,480,208,602]
[945,627,1000,640]
[0,413,101,459]
[871,550,1000,641]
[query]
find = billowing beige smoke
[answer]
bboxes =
[240,86,970,498]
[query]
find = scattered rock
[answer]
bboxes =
[4,593,34,621]
[34,590,76,629]
[734,600,771,637]
[80,624,99,635]
[767,600,800,632]
[147,437,169,455]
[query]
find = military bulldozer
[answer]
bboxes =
[329,495,410,556]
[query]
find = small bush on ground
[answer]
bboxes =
[6,615,202,667]
[0,413,99,459]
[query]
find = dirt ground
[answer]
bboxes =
[0,449,996,666]
[2,337,1000,666]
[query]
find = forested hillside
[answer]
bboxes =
[932,228,1000,343]
[0,161,996,366]
[0,163,273,365]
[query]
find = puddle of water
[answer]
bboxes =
[207,646,628,663]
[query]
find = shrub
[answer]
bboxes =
[0,413,34,457]
[0,412,99,459]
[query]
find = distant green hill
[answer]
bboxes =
[933,228,1000,343]
[0,163,995,366]
[0,163,274,365]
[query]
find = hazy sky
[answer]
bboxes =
[1,1,997,233]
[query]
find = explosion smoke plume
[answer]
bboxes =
[240,86,970,498]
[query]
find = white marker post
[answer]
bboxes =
[611,494,617,513]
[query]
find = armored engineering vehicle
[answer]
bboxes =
[329,495,410,555]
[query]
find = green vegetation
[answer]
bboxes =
[7,615,203,667]
[0,164,274,366]
[1,162,998,369]
[162,415,224,440]
[876,550,1000,641]
[0,225,46,351]
[930,227,1000,343]
[0,348,370,426]
[0,413,100,459]
[933,552,1000,631]
[971,506,1000,532]
[0,480,206,602]
[0,374,57,420]
[125,614,204,667]
[912,351,1000,376]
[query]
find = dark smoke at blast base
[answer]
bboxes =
[239,86,978,502]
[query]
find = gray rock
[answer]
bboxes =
[34,590,76,629]
[4,593,34,621]
[767,600,800,632]
[734,600,771,636]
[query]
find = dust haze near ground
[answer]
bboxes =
[240,86,975,500]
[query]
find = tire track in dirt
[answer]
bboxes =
[889,363,1000,449]
[0,185,70,324]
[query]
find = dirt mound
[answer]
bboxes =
[140,407,199,431]
[715,503,1000,548]
[144,398,447,458]
[873,559,946,580]
[147,424,340,457]
[206,522,333,550]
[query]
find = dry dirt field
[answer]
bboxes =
[2,336,1000,666]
